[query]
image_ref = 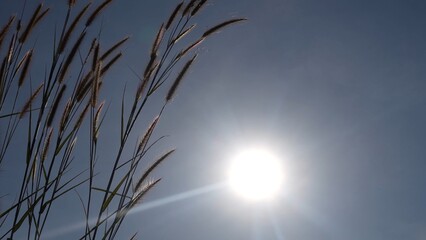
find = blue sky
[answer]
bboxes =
[1,0,426,239]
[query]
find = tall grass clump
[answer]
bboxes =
[0,0,245,239]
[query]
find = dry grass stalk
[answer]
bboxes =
[166,54,197,101]
[100,36,129,61]
[19,4,43,43]
[86,0,113,27]
[59,31,86,83]
[165,2,183,30]
[19,82,44,118]
[0,16,15,49]
[41,128,53,161]
[58,3,92,54]
[202,18,247,38]
[47,84,67,127]
[18,49,33,87]
[151,24,165,56]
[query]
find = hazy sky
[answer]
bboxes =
[1,0,426,239]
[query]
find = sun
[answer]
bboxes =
[228,148,283,201]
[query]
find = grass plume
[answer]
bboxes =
[17,49,33,87]
[19,82,44,118]
[58,3,92,54]
[202,18,247,38]
[47,84,67,126]
[59,31,86,83]
[134,149,175,193]
[100,36,129,61]
[19,4,43,43]
[166,54,197,101]
[166,2,183,30]
[86,0,113,27]
[0,16,15,50]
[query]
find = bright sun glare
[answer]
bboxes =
[228,148,283,201]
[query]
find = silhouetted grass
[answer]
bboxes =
[0,0,245,239]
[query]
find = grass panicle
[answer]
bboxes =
[166,54,197,102]
[6,34,15,64]
[19,82,44,119]
[86,0,113,27]
[191,0,208,16]
[100,36,129,61]
[94,101,105,140]
[59,31,86,83]
[47,84,67,127]
[75,102,90,129]
[182,0,198,16]
[134,149,175,193]
[92,41,99,71]
[202,18,247,38]
[132,178,161,206]
[19,4,43,43]
[0,16,15,49]
[41,128,53,161]
[59,3,92,54]
[75,71,92,102]
[17,49,33,87]
[166,2,183,30]
[95,101,105,127]
[68,0,76,7]
[101,52,122,75]
[91,61,101,107]
[59,98,72,132]
[151,24,165,56]
[143,53,157,79]
[137,116,160,154]
[0,56,7,80]
[177,38,204,59]
[136,72,152,100]
[172,24,196,44]
[34,7,50,27]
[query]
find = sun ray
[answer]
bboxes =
[44,183,224,239]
